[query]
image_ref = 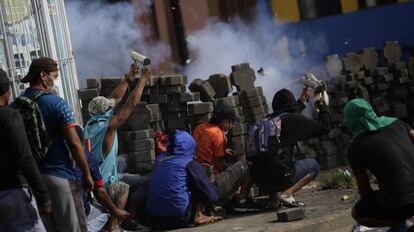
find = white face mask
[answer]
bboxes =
[42,72,55,89]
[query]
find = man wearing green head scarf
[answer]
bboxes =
[344,98,414,232]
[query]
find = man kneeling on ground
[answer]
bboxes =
[344,99,414,232]
[249,88,331,207]
[146,130,223,230]
[193,102,251,207]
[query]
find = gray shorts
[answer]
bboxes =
[41,175,87,232]
[214,160,248,204]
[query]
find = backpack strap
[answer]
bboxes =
[31,91,50,101]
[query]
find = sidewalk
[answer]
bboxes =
[172,187,358,232]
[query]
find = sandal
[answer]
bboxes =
[279,194,305,208]
[194,215,223,226]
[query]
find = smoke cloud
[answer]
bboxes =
[66,0,169,87]
[184,1,328,104]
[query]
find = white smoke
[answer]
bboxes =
[184,1,328,104]
[66,0,170,87]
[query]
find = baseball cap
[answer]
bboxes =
[0,68,10,95]
[88,96,116,115]
[21,57,58,83]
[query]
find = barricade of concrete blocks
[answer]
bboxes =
[234,87,269,125]
[156,75,191,132]
[303,41,414,170]
[118,129,155,174]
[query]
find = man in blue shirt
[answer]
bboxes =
[17,57,93,232]
[74,126,129,232]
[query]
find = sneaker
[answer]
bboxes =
[232,199,266,213]
[279,194,305,208]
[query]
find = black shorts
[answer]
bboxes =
[355,191,414,221]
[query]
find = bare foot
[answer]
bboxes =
[194,214,223,226]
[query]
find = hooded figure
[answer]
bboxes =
[146,130,220,229]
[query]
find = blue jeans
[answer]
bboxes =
[293,158,320,183]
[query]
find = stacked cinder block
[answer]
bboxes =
[115,102,157,174]
[78,78,100,122]
[230,63,268,125]
[302,41,414,170]
[154,75,191,132]
[99,77,121,98]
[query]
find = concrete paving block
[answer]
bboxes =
[147,104,160,114]
[325,54,343,77]
[408,57,414,76]
[374,67,389,76]
[208,73,232,98]
[391,61,406,70]
[162,111,188,120]
[377,73,394,82]
[188,102,214,115]
[361,47,379,74]
[343,53,363,73]
[234,87,264,99]
[244,104,268,116]
[86,78,99,89]
[159,85,186,94]
[230,122,248,136]
[160,102,188,112]
[78,88,99,103]
[397,75,410,84]
[129,150,156,163]
[230,63,256,91]
[374,103,391,113]
[369,83,391,92]
[245,112,267,123]
[240,95,267,107]
[170,92,201,103]
[151,113,161,122]
[150,121,165,132]
[189,79,216,102]
[129,139,155,152]
[121,129,155,140]
[118,103,151,131]
[328,128,342,139]
[149,95,168,104]
[165,118,188,129]
[141,86,158,96]
[158,75,187,86]
[136,161,153,173]
[383,41,401,64]
[101,78,121,88]
[277,207,305,222]
[233,106,244,117]
[214,96,240,108]
[190,113,211,125]
[361,77,374,85]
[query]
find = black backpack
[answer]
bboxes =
[13,92,52,162]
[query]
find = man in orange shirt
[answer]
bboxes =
[193,102,250,205]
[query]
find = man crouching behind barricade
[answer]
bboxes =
[247,87,331,208]
[146,130,223,229]
[193,102,252,209]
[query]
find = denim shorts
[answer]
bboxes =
[293,158,320,183]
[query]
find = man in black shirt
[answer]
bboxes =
[250,88,331,207]
[344,98,414,231]
[0,68,51,231]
